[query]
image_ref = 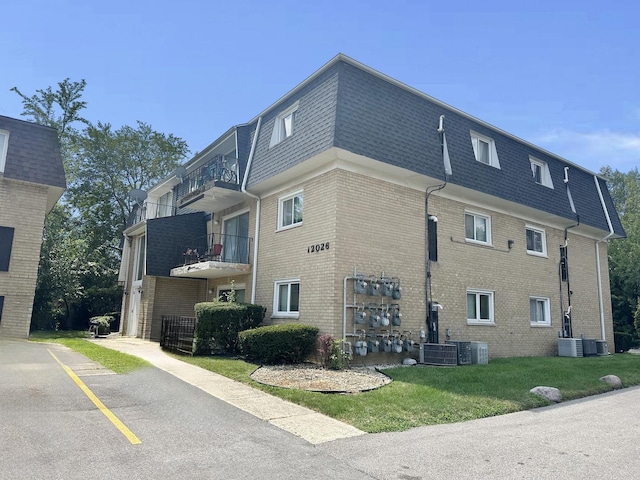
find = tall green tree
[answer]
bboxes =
[601,166,640,342]
[13,79,189,329]
[67,121,188,257]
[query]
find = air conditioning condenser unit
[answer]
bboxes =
[558,338,583,357]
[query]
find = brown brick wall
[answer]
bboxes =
[255,170,339,334]
[148,276,207,341]
[0,180,48,338]
[254,168,614,358]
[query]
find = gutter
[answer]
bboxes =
[241,117,263,303]
[594,176,616,341]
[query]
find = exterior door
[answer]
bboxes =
[128,286,141,336]
[128,234,145,337]
[223,212,249,263]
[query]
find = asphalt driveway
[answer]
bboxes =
[2,338,639,479]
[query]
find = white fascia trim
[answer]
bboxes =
[594,176,615,235]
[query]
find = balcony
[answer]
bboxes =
[126,202,176,229]
[170,233,253,279]
[175,155,245,212]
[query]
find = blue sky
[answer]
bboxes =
[1,0,638,173]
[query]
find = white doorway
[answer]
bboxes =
[128,285,141,336]
[128,234,145,337]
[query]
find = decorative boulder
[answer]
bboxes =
[402,358,417,366]
[599,375,622,389]
[530,386,562,403]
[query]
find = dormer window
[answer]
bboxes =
[0,131,8,173]
[470,131,501,169]
[269,102,299,148]
[529,157,554,188]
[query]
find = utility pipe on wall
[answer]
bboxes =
[241,117,262,304]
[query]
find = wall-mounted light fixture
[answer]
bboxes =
[508,240,514,250]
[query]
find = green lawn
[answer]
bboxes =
[30,330,150,374]
[175,352,640,433]
[30,331,640,433]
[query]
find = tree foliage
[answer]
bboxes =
[68,121,188,246]
[601,166,640,343]
[13,79,189,330]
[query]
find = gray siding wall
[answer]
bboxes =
[333,62,621,235]
[146,212,207,277]
[247,65,340,187]
[0,116,65,188]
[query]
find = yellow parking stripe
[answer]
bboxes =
[49,350,141,445]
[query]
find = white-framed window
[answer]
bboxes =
[467,289,495,325]
[216,283,246,303]
[0,131,9,173]
[269,102,299,148]
[530,157,554,188]
[157,191,173,218]
[529,296,551,326]
[465,211,491,245]
[134,235,146,282]
[526,225,547,256]
[470,131,501,168]
[278,190,303,230]
[274,279,300,317]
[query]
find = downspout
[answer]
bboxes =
[425,116,449,338]
[560,167,580,338]
[241,117,263,303]
[594,176,616,341]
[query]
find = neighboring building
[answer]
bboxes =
[0,115,66,338]
[118,54,625,358]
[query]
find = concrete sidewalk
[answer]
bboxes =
[91,335,365,445]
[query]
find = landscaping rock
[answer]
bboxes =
[530,386,562,403]
[402,358,417,366]
[600,375,622,389]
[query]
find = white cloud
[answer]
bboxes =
[533,129,640,174]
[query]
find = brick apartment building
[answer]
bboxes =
[0,116,65,338]
[118,54,624,358]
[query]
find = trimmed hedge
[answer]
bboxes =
[238,323,319,364]
[194,302,265,355]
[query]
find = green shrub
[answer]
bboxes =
[194,302,265,355]
[238,323,319,364]
[317,334,351,370]
[614,331,637,353]
[89,315,113,336]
